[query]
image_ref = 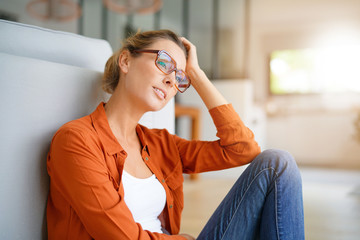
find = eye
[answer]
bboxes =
[157,52,176,72]
[157,61,167,69]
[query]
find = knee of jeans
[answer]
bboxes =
[256,149,301,180]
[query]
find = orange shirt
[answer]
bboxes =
[47,102,261,240]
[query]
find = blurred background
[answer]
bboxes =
[1,0,360,239]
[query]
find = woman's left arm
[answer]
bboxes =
[181,37,227,110]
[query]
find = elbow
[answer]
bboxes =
[240,140,261,164]
[251,143,262,160]
[223,141,261,166]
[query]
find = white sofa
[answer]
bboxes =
[0,19,174,239]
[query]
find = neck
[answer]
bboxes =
[104,88,145,144]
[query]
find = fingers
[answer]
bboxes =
[180,37,195,52]
[180,36,190,44]
[180,37,200,73]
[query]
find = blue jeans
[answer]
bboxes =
[196,149,304,240]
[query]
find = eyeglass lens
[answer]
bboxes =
[156,51,190,92]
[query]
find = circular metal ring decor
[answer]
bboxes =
[26,0,81,22]
[102,0,163,15]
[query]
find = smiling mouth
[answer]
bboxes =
[153,87,166,99]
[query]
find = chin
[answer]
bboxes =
[148,103,167,112]
[141,91,175,113]
[146,98,170,112]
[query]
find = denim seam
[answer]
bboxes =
[220,167,279,240]
[268,167,280,240]
[275,179,280,240]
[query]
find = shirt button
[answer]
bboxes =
[161,179,165,183]
[145,157,149,161]
[169,205,173,209]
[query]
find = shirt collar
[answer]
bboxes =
[90,102,123,155]
[136,124,150,156]
[90,102,150,156]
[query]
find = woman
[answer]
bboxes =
[47,30,304,240]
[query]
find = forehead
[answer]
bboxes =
[148,39,186,68]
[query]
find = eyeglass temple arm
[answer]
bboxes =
[134,49,159,54]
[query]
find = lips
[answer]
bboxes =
[153,87,167,99]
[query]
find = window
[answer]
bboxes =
[269,45,360,95]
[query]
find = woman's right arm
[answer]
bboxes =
[48,128,187,240]
[175,38,261,174]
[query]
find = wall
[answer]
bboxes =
[267,109,360,168]
[248,0,360,168]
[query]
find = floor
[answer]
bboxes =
[180,167,360,239]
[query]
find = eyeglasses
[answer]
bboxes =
[133,49,191,93]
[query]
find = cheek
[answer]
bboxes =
[130,58,154,75]
[168,87,178,99]
[126,64,153,86]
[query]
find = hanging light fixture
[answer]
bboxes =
[26,0,81,22]
[102,0,163,15]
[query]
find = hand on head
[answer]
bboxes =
[181,37,201,75]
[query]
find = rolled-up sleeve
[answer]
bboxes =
[173,104,261,173]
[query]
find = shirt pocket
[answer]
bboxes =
[166,172,183,190]
[165,166,184,209]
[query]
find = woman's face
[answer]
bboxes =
[120,39,187,112]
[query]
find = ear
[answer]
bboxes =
[118,50,131,74]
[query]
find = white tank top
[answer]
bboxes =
[122,170,167,233]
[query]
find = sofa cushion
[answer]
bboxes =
[0,52,108,239]
[0,20,113,72]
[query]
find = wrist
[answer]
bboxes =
[187,66,203,80]
[188,68,208,88]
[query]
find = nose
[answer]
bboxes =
[162,72,177,88]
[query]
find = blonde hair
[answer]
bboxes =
[102,30,187,94]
